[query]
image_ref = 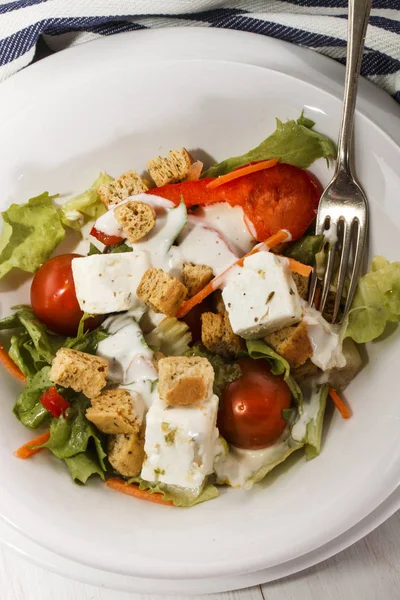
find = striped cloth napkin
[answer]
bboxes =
[1,0,399,103]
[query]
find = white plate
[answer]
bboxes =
[0,28,400,585]
[2,486,400,595]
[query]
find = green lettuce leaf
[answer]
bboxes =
[41,395,107,483]
[127,477,219,507]
[145,317,192,356]
[291,383,329,460]
[8,332,47,377]
[64,325,109,354]
[203,112,336,178]
[108,242,133,254]
[64,452,106,484]
[88,243,102,255]
[185,342,242,398]
[58,172,113,231]
[249,442,303,486]
[345,256,400,343]
[283,235,324,266]
[13,366,52,429]
[4,307,61,362]
[245,339,302,407]
[0,192,65,279]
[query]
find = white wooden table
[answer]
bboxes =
[2,511,400,600]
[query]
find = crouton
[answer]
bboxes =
[97,170,149,208]
[291,272,310,301]
[108,431,145,478]
[265,321,312,368]
[158,356,214,407]
[152,351,165,371]
[182,262,214,298]
[201,311,244,358]
[146,148,193,187]
[291,360,319,383]
[86,389,141,434]
[136,267,187,316]
[114,200,156,243]
[50,348,108,398]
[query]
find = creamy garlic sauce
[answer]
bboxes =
[324,222,338,245]
[93,209,124,237]
[192,203,256,254]
[178,220,239,275]
[214,430,298,489]
[97,312,158,416]
[291,384,322,442]
[302,302,346,371]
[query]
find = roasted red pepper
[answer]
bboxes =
[90,226,124,246]
[40,387,70,418]
[149,163,320,241]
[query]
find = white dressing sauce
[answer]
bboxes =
[128,200,186,277]
[97,313,158,416]
[291,384,322,442]
[214,431,296,489]
[192,203,256,254]
[302,302,346,371]
[93,209,124,237]
[178,220,239,276]
[324,222,338,245]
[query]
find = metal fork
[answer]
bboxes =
[308,0,371,324]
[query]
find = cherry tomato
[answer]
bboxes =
[31,254,102,336]
[218,358,291,450]
[39,387,70,418]
[90,226,124,246]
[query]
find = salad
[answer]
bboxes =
[1,113,399,508]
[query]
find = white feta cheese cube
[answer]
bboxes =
[72,251,150,314]
[222,251,302,338]
[141,394,219,489]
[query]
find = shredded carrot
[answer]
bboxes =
[14,432,50,459]
[329,388,352,419]
[206,158,279,189]
[0,341,26,382]
[177,229,292,318]
[106,478,175,506]
[286,258,313,277]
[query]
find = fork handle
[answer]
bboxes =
[337,0,372,174]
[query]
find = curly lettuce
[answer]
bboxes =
[345,256,400,343]
[58,172,113,231]
[291,384,329,461]
[203,112,336,178]
[0,192,65,279]
[127,477,219,507]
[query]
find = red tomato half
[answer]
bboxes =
[31,254,102,336]
[90,226,124,246]
[218,358,291,450]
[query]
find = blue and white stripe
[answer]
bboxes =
[0,0,399,102]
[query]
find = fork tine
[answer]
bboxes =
[342,219,365,320]
[319,242,337,313]
[308,267,319,307]
[332,220,352,323]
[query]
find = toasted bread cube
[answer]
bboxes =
[136,267,187,316]
[86,389,141,434]
[146,148,193,187]
[291,359,319,383]
[291,272,310,301]
[50,348,108,398]
[182,262,214,298]
[265,321,312,368]
[201,311,244,358]
[158,356,214,406]
[108,431,145,478]
[98,170,149,208]
[114,200,156,244]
